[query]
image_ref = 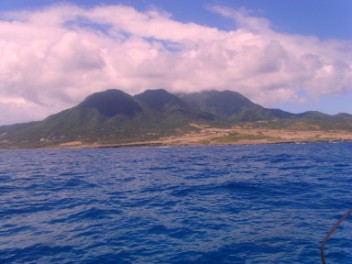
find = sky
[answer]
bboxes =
[0,0,351,125]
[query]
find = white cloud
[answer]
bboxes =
[0,4,351,125]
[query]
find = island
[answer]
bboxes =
[1,89,352,149]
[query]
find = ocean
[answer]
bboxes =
[0,143,351,263]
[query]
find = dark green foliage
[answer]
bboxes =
[181,90,257,117]
[135,89,186,112]
[79,89,142,117]
[179,90,294,121]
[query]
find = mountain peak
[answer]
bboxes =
[135,89,185,112]
[180,90,258,117]
[79,89,142,117]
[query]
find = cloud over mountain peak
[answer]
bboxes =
[0,3,351,125]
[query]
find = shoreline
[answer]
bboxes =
[97,138,352,149]
[2,127,352,150]
[1,138,351,151]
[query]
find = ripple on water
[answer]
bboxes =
[0,143,352,263]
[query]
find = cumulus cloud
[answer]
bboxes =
[0,4,351,125]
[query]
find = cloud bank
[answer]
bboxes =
[0,4,351,125]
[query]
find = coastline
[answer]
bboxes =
[96,126,352,149]
[2,127,352,150]
[1,138,351,151]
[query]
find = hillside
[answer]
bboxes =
[179,90,294,122]
[1,89,352,148]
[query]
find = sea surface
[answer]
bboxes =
[0,143,351,263]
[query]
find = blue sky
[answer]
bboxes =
[0,0,351,124]
[2,0,351,39]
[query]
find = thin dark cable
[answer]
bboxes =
[321,209,352,264]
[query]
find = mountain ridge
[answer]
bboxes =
[1,88,352,148]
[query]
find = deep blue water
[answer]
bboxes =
[0,143,352,263]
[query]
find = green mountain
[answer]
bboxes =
[135,89,212,120]
[0,89,351,148]
[179,90,294,122]
[136,89,187,112]
[79,89,142,117]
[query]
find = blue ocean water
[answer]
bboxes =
[0,143,351,263]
